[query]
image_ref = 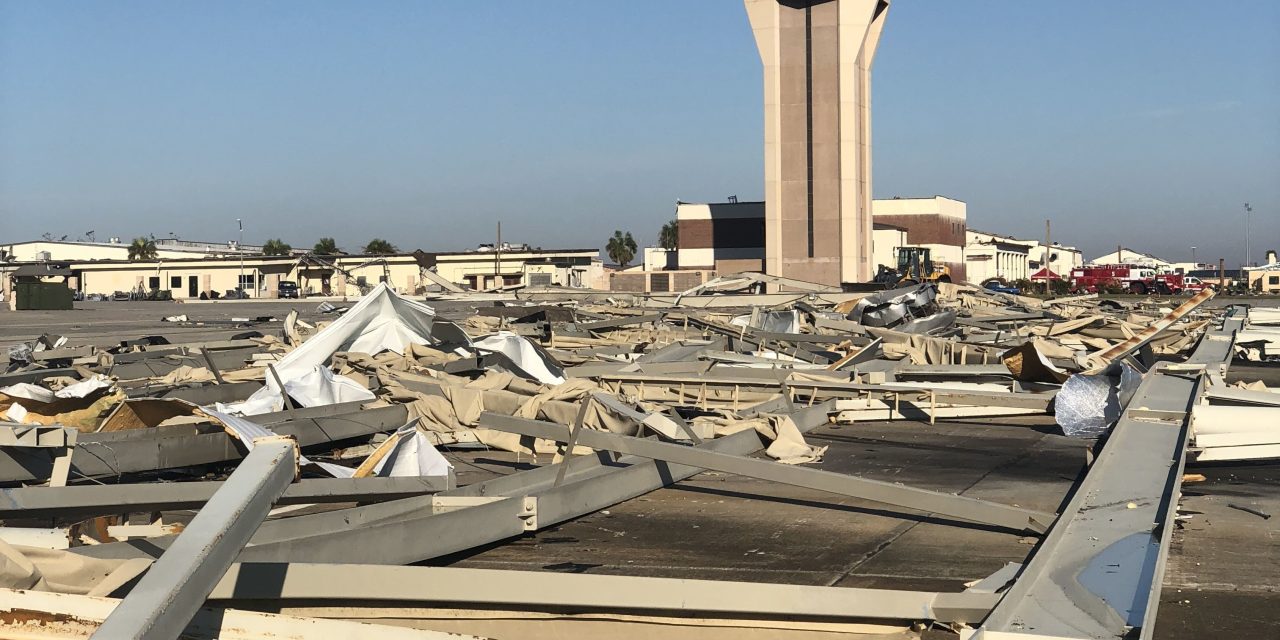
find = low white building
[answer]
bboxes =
[1087,248,1173,269]
[1,238,259,262]
[965,230,1029,283]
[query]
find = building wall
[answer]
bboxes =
[676,202,766,275]
[0,240,260,263]
[746,0,888,286]
[871,197,967,246]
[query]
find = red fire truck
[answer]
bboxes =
[1070,265,1193,295]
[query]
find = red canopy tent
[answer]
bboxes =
[1030,268,1063,281]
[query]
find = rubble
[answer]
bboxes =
[0,272,1275,638]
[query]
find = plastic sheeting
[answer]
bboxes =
[1056,363,1143,438]
[471,331,566,385]
[371,421,453,478]
[219,284,449,415]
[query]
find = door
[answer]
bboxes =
[188,275,199,298]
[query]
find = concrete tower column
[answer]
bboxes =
[745,0,889,286]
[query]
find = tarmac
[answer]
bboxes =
[3,300,1278,639]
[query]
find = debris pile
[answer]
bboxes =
[0,275,1275,638]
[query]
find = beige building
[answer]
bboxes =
[2,248,602,301]
[1,238,259,262]
[745,0,890,286]
[871,196,966,280]
[965,230,1030,283]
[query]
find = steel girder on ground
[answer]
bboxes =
[0,475,446,519]
[91,436,300,640]
[970,368,1209,638]
[480,412,1055,534]
[187,563,998,624]
[73,402,837,565]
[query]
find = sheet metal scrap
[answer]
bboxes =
[0,276,1271,639]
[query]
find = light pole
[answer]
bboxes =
[1244,203,1252,267]
[1191,246,1196,268]
[237,218,245,298]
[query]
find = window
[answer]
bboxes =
[1270,275,1279,285]
[237,274,256,290]
[148,276,160,289]
[170,276,181,288]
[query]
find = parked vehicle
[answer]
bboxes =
[983,280,1021,295]
[874,247,953,288]
[1070,265,1188,295]
[278,280,300,299]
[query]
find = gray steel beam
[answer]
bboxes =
[91,436,299,640]
[0,475,445,519]
[0,404,406,483]
[480,412,1054,534]
[201,563,999,625]
[592,371,1053,410]
[73,403,838,565]
[972,363,1204,639]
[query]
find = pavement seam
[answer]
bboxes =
[822,427,1053,587]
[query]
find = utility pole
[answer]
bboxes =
[495,221,502,291]
[1219,258,1226,293]
[1044,219,1052,296]
[1191,246,1197,268]
[1244,203,1252,267]
[237,218,245,298]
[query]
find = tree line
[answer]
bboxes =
[124,236,400,261]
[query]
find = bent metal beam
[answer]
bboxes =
[479,411,1055,534]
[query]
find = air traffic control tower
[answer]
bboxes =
[745,0,888,286]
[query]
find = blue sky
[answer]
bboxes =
[1,0,1276,265]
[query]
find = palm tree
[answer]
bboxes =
[262,238,292,256]
[363,238,397,255]
[606,230,638,268]
[658,220,678,250]
[313,237,340,255]
[127,237,157,260]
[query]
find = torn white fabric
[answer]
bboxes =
[472,331,566,385]
[372,422,453,478]
[219,283,442,415]
[204,409,354,478]
[0,375,112,404]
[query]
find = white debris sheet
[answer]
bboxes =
[219,283,449,415]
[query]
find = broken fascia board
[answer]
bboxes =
[195,563,1000,625]
[70,402,838,565]
[1082,288,1215,372]
[0,588,471,640]
[0,476,448,520]
[221,283,449,416]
